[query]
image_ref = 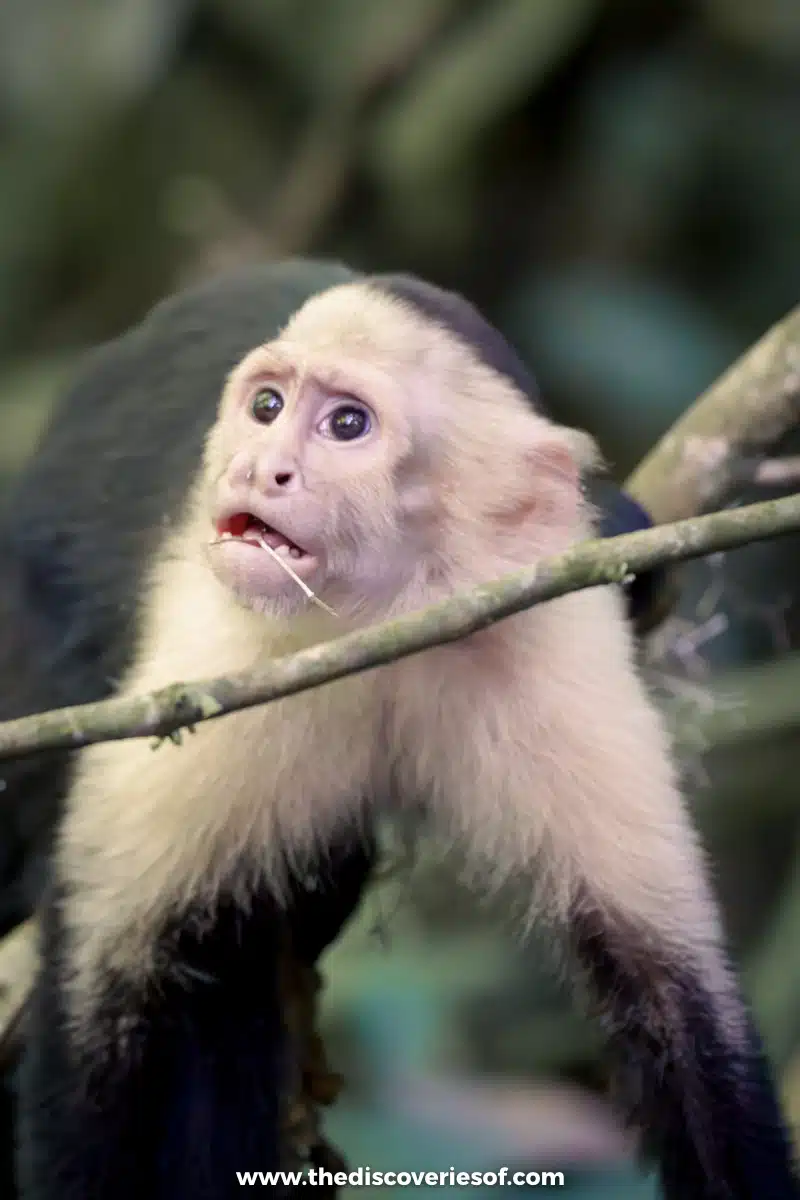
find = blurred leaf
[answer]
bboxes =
[301,0,464,105]
[701,0,800,62]
[784,1049,800,1130]
[746,840,800,1067]
[0,355,71,478]
[0,0,191,130]
[0,0,192,359]
[367,0,600,187]
[502,268,740,454]
[210,0,461,106]
[329,1091,658,1200]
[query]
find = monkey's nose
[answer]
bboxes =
[250,456,301,494]
[259,462,300,494]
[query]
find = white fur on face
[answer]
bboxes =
[198,305,429,622]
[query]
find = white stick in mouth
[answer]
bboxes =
[254,532,338,618]
[209,534,338,618]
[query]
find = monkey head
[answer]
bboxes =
[202,284,600,622]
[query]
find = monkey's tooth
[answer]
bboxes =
[274,543,292,557]
[289,548,302,559]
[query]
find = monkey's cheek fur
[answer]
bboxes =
[212,538,321,600]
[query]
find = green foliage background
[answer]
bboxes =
[2,2,800,1194]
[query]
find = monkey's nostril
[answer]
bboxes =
[275,472,293,487]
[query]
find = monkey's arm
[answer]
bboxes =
[515,596,797,1199]
[395,587,798,1200]
[16,731,372,1200]
[18,871,290,1200]
[14,551,376,1200]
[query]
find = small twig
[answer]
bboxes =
[0,492,798,764]
[747,456,800,488]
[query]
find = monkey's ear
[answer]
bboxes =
[497,425,602,536]
[558,426,604,476]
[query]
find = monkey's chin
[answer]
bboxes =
[210,537,322,612]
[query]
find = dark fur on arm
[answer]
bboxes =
[571,896,799,1199]
[16,833,374,1200]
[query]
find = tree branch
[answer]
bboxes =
[626,303,800,522]
[0,491,798,763]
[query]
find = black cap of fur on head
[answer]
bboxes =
[371,273,540,406]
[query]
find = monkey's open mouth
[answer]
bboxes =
[216,512,308,559]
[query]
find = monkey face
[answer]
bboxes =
[198,281,601,622]
[201,338,436,621]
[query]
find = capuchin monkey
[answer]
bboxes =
[1,261,795,1200]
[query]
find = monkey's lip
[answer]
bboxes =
[215,511,312,562]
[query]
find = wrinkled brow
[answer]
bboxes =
[249,342,401,403]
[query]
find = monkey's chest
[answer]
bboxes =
[379,647,532,802]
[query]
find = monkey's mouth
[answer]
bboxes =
[216,512,309,560]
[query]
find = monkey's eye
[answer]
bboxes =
[250,387,284,424]
[319,403,372,442]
